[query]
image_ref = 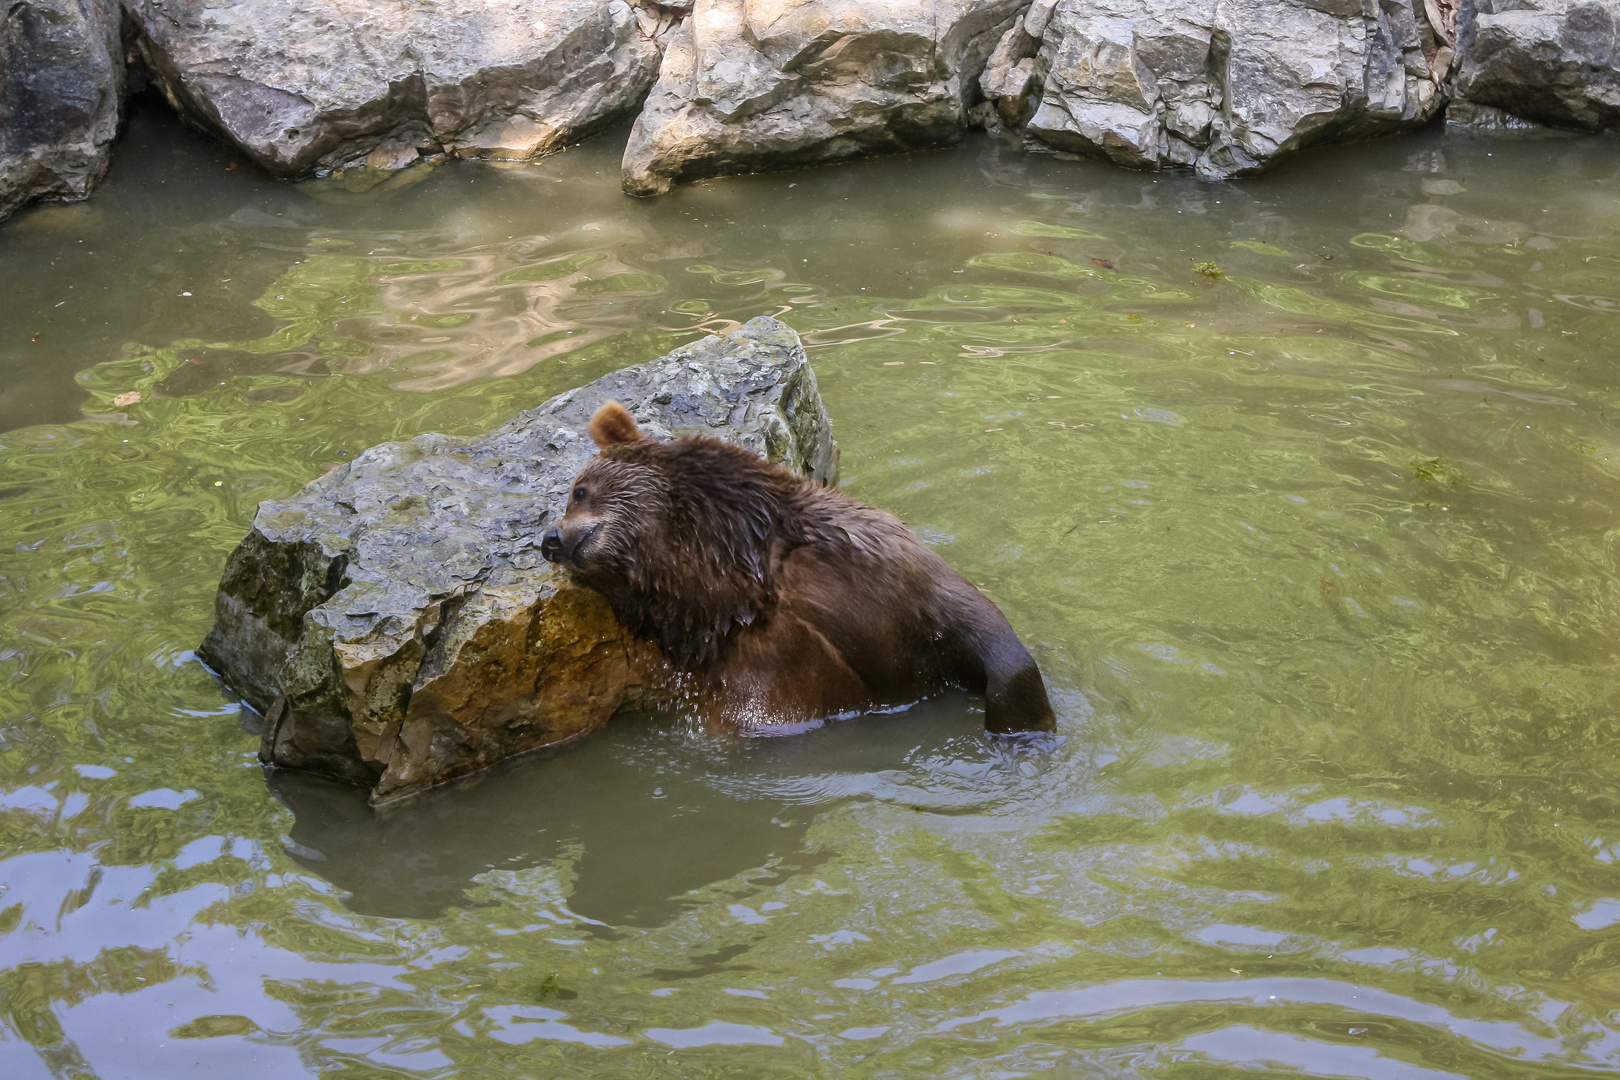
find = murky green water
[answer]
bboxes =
[5,102,1620,1077]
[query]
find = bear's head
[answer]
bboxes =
[540,401,787,669]
[539,401,660,576]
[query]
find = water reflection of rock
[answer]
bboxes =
[265,699,1009,925]
[1401,202,1525,245]
[266,715,813,926]
[356,242,665,391]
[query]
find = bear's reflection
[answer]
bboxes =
[266,702,987,925]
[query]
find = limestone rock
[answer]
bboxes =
[1004,0,1447,178]
[1453,0,1619,131]
[200,317,839,803]
[0,0,124,221]
[979,18,1042,126]
[124,0,672,177]
[621,0,1027,196]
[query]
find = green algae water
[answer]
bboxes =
[5,102,1620,1077]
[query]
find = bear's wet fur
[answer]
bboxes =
[539,401,1056,733]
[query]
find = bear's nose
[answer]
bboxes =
[539,527,565,563]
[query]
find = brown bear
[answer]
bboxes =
[539,401,1056,734]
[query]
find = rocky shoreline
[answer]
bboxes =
[4,0,1615,218]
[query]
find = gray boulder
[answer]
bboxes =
[200,317,838,804]
[5,0,1618,217]
[992,0,1449,179]
[621,0,1026,196]
[1453,0,1619,131]
[125,0,673,177]
[0,0,124,221]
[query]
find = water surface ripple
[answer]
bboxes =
[2,106,1620,1077]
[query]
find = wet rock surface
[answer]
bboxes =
[0,0,124,220]
[200,317,838,804]
[620,0,1025,196]
[123,0,673,177]
[2,1,1616,215]
[1453,0,1619,131]
[993,0,1450,179]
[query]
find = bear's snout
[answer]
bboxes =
[541,521,601,565]
[540,527,565,563]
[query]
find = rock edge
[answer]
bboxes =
[199,316,838,804]
[3,1,1616,218]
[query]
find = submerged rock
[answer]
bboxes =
[200,317,838,803]
[1453,0,1620,131]
[124,0,674,177]
[621,0,1026,196]
[0,0,124,220]
[997,0,1449,179]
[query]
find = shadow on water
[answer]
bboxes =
[266,700,996,925]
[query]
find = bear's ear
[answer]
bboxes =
[589,401,643,448]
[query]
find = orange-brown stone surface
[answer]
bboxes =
[200,317,836,803]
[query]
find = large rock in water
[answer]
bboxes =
[984,0,1450,179]
[0,0,124,221]
[124,0,675,176]
[621,0,1026,196]
[1452,0,1620,131]
[200,318,838,804]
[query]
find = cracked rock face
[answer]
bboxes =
[981,0,1450,179]
[1453,0,1620,131]
[200,317,838,804]
[125,0,672,177]
[0,0,124,220]
[5,0,1618,215]
[621,0,1027,196]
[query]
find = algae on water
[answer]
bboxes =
[1411,456,1466,487]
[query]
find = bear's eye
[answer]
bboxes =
[573,486,587,503]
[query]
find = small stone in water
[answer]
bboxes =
[113,391,141,407]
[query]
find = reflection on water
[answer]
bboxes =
[269,702,996,925]
[3,100,1620,1075]
[268,752,806,928]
